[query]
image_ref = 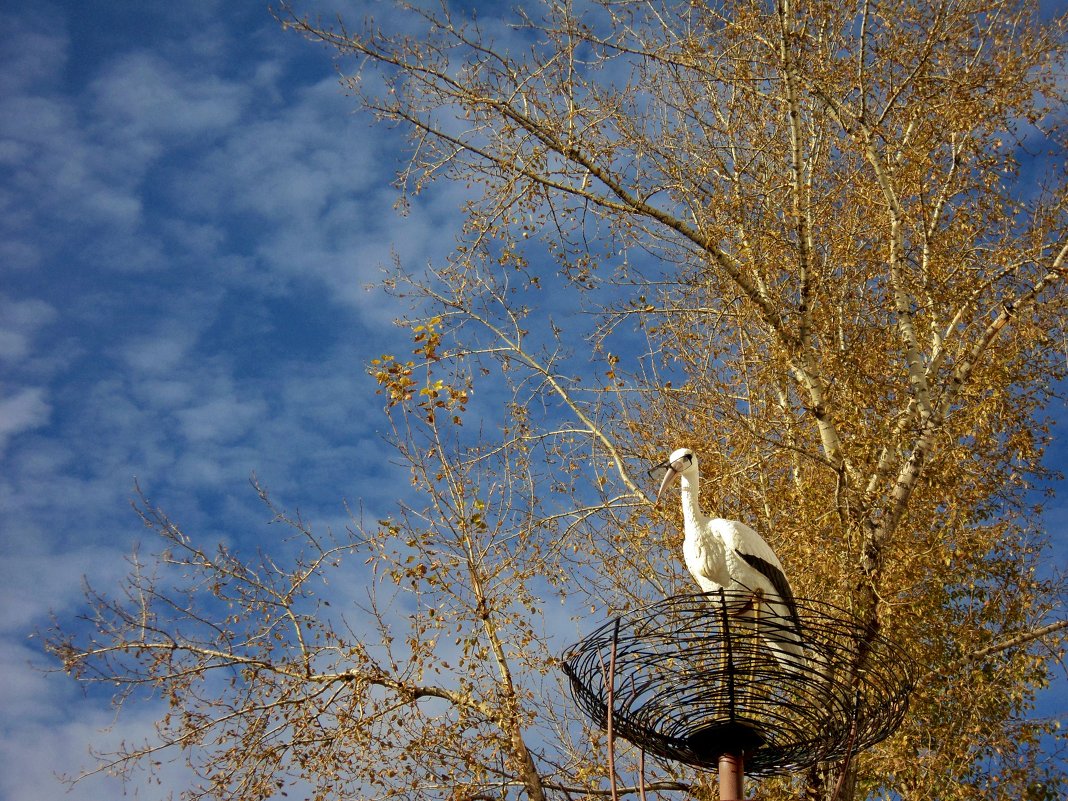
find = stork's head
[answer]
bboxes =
[651,447,697,505]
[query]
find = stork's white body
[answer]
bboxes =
[656,447,808,674]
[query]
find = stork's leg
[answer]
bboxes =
[718,629,730,702]
[744,589,764,702]
[732,592,759,616]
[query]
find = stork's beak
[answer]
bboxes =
[654,465,679,506]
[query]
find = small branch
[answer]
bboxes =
[542,780,691,796]
[917,619,1068,687]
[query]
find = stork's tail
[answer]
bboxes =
[757,595,816,678]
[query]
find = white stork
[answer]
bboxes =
[652,447,808,674]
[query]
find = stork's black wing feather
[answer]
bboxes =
[735,550,802,635]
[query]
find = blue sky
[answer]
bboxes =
[0,2,1065,800]
[0,2,458,798]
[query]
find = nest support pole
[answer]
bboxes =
[716,589,744,800]
[718,752,744,800]
[561,590,913,778]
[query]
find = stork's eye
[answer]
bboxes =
[648,460,671,480]
[648,453,692,479]
[671,454,693,471]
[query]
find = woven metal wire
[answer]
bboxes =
[561,590,912,775]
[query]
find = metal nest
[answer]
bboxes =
[561,590,912,776]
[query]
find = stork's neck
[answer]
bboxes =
[678,471,707,528]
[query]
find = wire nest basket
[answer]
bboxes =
[561,590,912,775]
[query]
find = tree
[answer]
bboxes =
[50,1,1068,799]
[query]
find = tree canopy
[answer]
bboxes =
[50,1,1067,800]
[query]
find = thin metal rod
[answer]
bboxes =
[718,752,744,801]
[631,672,649,801]
[606,618,621,801]
[829,690,862,801]
[717,589,736,717]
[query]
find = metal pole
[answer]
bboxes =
[717,590,744,799]
[718,752,744,800]
[604,618,621,801]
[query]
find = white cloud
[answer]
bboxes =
[0,295,57,362]
[0,8,68,98]
[0,81,150,267]
[0,388,51,454]
[90,51,249,142]
[0,674,197,801]
[175,393,270,444]
[0,539,134,637]
[120,320,202,375]
[169,76,382,220]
